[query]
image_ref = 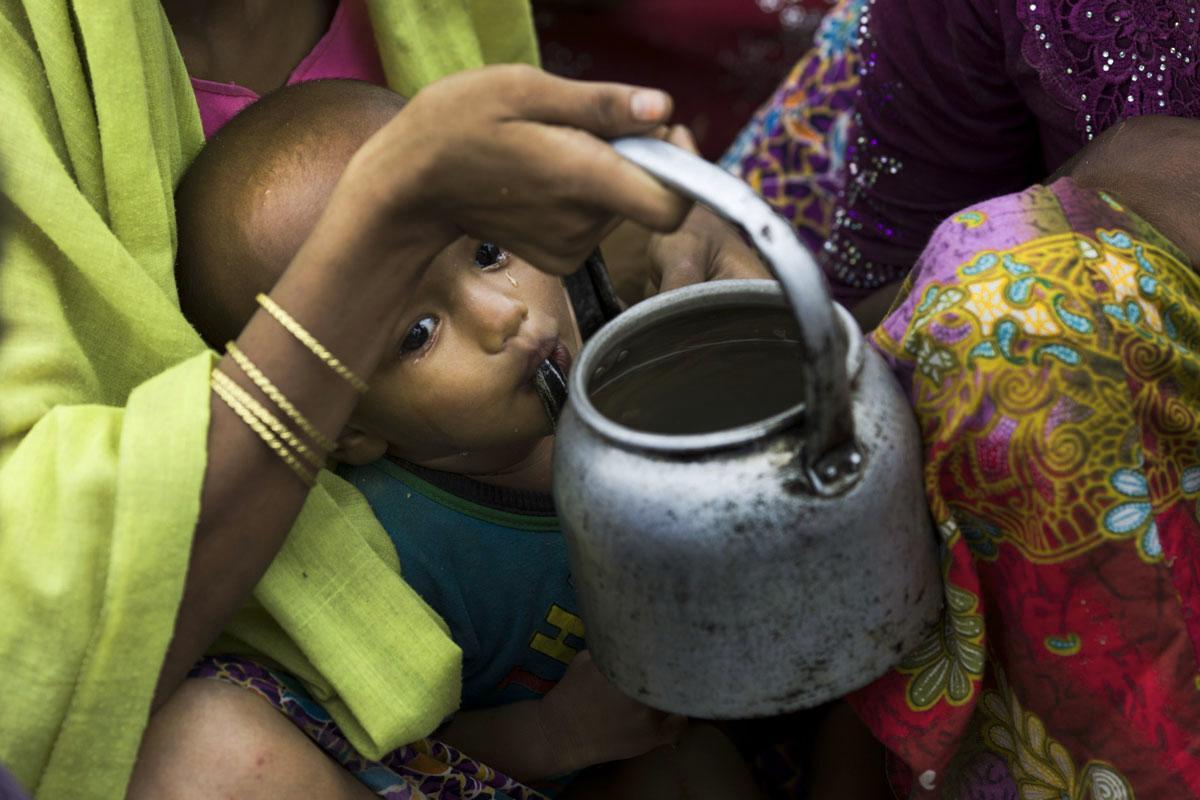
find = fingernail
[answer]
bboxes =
[631,90,669,122]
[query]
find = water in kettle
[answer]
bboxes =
[587,307,808,435]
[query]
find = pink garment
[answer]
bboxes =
[190,0,387,139]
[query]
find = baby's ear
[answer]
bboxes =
[332,428,388,466]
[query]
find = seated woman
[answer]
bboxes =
[1,1,768,796]
[851,115,1200,797]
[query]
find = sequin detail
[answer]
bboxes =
[1017,0,1200,141]
[822,0,908,291]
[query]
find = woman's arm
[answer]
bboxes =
[154,189,448,708]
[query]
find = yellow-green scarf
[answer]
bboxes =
[0,2,537,796]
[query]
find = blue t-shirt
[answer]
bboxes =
[339,457,585,709]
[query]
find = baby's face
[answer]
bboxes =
[350,238,582,465]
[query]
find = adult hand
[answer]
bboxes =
[537,651,686,774]
[345,64,693,277]
[605,202,771,303]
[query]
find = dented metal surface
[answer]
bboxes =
[551,140,941,718]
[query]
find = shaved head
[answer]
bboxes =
[175,79,406,347]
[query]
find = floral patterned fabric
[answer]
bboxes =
[720,0,862,266]
[851,178,1200,797]
[190,656,550,800]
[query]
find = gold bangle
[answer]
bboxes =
[212,369,326,470]
[212,371,318,488]
[225,342,338,453]
[256,293,369,394]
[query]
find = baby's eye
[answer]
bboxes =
[473,241,508,270]
[399,316,437,355]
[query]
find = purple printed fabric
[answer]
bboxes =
[725,0,1200,304]
[0,765,27,800]
[720,0,864,265]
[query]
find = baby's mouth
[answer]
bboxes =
[549,340,573,377]
[523,336,572,385]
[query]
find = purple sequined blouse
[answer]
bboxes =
[819,0,1200,301]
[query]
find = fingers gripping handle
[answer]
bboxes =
[610,136,855,479]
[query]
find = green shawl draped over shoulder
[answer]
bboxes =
[0,2,537,796]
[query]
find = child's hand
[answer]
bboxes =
[600,125,770,305]
[537,650,687,774]
[646,203,771,294]
[644,127,771,295]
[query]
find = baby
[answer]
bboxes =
[174,79,760,798]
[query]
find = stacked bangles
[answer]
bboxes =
[210,293,369,487]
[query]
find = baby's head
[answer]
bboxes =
[176,80,582,476]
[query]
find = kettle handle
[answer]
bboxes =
[612,136,856,482]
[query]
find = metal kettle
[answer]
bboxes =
[551,138,941,717]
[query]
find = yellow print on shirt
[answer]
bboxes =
[530,604,584,664]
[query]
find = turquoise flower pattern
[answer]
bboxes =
[1104,457,1200,563]
[1103,465,1163,562]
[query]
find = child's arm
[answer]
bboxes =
[436,651,685,782]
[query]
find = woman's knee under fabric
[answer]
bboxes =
[853,178,1200,796]
[152,657,780,800]
[128,677,374,800]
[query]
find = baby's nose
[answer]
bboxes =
[466,280,529,352]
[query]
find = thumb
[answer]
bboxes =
[666,125,701,155]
